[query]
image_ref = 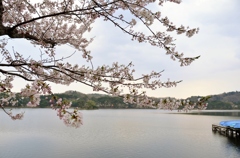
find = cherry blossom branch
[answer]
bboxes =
[92,1,200,66]
[0,104,24,120]
[0,0,209,128]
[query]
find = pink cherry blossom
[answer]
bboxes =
[0,0,208,128]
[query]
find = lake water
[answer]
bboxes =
[0,109,240,158]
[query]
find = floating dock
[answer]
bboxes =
[212,124,240,137]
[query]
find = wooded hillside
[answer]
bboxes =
[188,91,240,110]
[3,91,240,110]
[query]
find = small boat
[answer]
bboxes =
[219,120,240,129]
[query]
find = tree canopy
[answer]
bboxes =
[0,0,208,128]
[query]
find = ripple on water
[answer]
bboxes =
[0,109,240,158]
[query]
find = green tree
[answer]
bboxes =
[85,100,98,110]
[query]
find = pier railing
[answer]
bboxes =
[212,124,240,137]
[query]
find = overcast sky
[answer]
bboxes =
[8,0,240,99]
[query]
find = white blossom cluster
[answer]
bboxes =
[158,97,209,112]
[53,99,83,128]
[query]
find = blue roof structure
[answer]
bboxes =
[220,120,240,129]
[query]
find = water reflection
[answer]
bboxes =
[227,136,240,146]
[221,135,240,156]
[212,130,240,146]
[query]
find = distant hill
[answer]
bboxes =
[3,90,240,110]
[52,90,240,110]
[37,90,132,109]
[188,91,240,110]
[210,91,240,102]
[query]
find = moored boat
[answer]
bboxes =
[219,120,240,129]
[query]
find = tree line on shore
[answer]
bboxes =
[2,90,240,110]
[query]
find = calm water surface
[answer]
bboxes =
[0,109,240,158]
